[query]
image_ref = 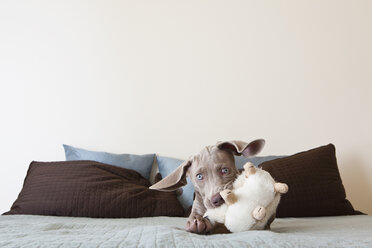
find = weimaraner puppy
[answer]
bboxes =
[150,139,266,234]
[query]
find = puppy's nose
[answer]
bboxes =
[211,193,225,207]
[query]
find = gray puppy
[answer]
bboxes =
[150,139,265,234]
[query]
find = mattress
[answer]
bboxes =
[0,215,371,247]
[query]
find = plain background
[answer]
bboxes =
[0,0,371,214]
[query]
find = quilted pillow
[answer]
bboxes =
[63,144,155,180]
[4,160,184,218]
[260,144,362,217]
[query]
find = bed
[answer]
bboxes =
[3,144,370,247]
[1,215,371,247]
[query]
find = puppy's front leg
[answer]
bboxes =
[186,192,212,234]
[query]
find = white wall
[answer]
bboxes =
[0,0,371,214]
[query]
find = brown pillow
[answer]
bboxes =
[3,160,184,218]
[260,144,362,217]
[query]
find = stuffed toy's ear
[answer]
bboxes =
[216,139,265,157]
[149,160,192,191]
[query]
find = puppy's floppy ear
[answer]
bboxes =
[149,160,192,191]
[216,139,265,157]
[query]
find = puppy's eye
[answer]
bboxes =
[196,173,204,180]
[221,168,229,174]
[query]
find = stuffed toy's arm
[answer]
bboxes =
[274,183,288,193]
[204,188,238,225]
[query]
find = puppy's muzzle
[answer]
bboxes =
[211,193,225,207]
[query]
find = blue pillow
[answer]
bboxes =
[156,156,195,211]
[63,144,155,180]
[156,155,285,211]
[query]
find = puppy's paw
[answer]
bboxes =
[186,214,212,234]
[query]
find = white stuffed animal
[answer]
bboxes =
[204,162,288,232]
